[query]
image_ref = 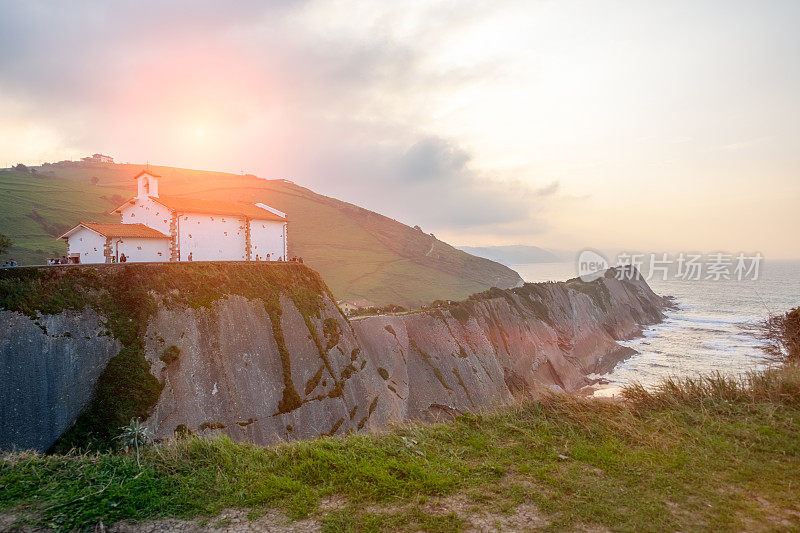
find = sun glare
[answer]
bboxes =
[189,123,210,141]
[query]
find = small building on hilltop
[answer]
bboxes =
[81,153,114,164]
[58,170,287,263]
[338,299,377,315]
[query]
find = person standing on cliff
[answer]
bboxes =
[187,252,193,262]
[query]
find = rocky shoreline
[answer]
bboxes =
[0,264,669,451]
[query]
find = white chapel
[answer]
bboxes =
[58,170,288,264]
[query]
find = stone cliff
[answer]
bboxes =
[0,309,120,451]
[0,263,667,451]
[352,270,667,422]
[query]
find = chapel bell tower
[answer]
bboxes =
[135,170,160,198]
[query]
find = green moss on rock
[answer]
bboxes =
[199,422,226,431]
[173,424,193,439]
[368,396,379,416]
[566,277,612,312]
[160,345,181,365]
[0,262,331,449]
[448,303,471,325]
[305,366,325,396]
[410,339,452,391]
[323,317,341,351]
[325,418,344,436]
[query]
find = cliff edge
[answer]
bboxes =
[0,263,667,451]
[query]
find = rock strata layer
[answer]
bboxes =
[0,264,667,451]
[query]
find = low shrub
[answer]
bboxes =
[757,306,800,363]
[160,345,181,364]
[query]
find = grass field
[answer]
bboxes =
[0,169,125,264]
[0,162,522,305]
[2,365,799,532]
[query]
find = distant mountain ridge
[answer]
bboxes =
[458,245,564,266]
[0,160,522,305]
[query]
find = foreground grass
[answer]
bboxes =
[2,366,800,532]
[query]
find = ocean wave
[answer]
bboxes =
[672,314,758,327]
[601,310,772,394]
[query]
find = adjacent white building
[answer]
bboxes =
[58,170,288,264]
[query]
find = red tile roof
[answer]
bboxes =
[151,196,286,221]
[59,222,170,239]
[132,170,161,179]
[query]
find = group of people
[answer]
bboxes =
[250,254,303,263]
[2,259,19,267]
[23,254,305,266]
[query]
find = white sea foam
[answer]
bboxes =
[513,260,800,395]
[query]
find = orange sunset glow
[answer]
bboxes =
[1,1,799,259]
[3,3,800,531]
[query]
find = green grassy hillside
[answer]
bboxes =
[0,169,125,263]
[0,161,522,306]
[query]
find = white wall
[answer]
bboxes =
[66,228,106,264]
[116,199,287,262]
[177,213,247,261]
[117,238,170,263]
[250,220,286,261]
[119,197,172,236]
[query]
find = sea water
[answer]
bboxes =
[512,260,800,396]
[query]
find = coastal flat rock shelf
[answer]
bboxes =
[0,262,668,451]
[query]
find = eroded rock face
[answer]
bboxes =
[351,271,666,421]
[143,295,387,444]
[353,313,510,422]
[0,266,667,450]
[0,309,120,451]
[142,269,667,444]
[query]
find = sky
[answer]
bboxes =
[1,0,798,259]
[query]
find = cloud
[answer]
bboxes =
[399,137,471,183]
[535,181,560,197]
[0,0,552,236]
[302,134,547,232]
[392,137,537,229]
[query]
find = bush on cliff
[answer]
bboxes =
[0,263,332,450]
[159,345,181,365]
[348,303,407,317]
[758,306,800,363]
